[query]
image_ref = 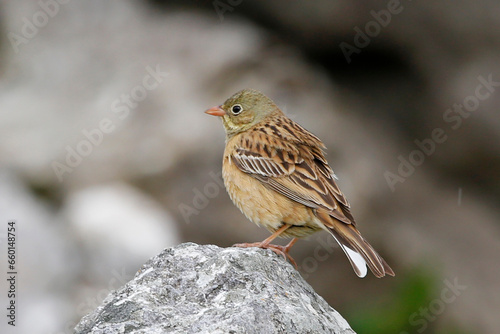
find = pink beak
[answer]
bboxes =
[205,106,225,117]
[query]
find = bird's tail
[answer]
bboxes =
[317,211,394,278]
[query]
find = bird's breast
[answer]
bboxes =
[222,154,320,238]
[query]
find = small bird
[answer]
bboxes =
[205,89,394,278]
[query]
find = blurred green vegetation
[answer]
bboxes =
[347,266,472,334]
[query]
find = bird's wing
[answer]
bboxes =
[231,117,355,225]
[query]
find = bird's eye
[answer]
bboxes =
[231,104,242,115]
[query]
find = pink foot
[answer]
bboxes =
[233,242,298,268]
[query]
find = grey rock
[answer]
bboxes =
[75,243,355,334]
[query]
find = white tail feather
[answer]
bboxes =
[330,233,368,278]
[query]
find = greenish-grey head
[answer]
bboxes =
[205,89,281,137]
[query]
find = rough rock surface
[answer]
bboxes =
[74,243,355,334]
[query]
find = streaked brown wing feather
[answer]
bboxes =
[231,116,354,225]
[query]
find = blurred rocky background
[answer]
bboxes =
[0,0,498,333]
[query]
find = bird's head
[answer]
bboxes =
[205,89,281,137]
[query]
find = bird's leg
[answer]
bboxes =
[233,225,299,268]
[268,238,298,268]
[233,224,289,249]
[283,237,298,253]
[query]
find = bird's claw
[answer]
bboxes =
[233,242,298,269]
